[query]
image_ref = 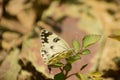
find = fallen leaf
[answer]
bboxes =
[0,48,21,80]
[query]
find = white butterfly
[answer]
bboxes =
[40,29,73,65]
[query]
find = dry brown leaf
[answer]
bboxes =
[17,70,32,80]
[99,38,120,71]
[42,1,103,34]
[0,18,30,34]
[40,0,52,5]
[0,50,8,62]
[42,1,80,20]
[2,32,20,41]
[77,12,103,34]
[1,40,13,50]
[0,48,21,80]
[6,0,25,15]
[17,8,36,30]
[0,0,3,19]
[20,38,52,78]
[37,21,53,31]
[6,0,32,16]
[2,32,27,50]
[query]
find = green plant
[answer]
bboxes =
[49,35,102,80]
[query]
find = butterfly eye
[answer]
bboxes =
[53,37,60,42]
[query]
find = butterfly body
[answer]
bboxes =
[40,29,73,65]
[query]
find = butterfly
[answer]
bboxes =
[40,29,73,65]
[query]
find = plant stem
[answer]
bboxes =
[59,67,63,72]
[66,72,77,79]
[65,70,69,76]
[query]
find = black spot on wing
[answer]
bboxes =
[41,29,53,43]
[41,50,47,54]
[41,50,50,58]
[53,37,60,42]
[42,54,45,57]
[50,46,54,49]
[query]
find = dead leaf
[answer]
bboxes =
[0,48,21,80]
[0,18,29,34]
[6,0,32,16]
[0,0,3,19]
[99,38,120,71]
[2,40,13,50]
[2,32,27,50]
[17,8,36,30]
[0,50,8,63]
[2,32,20,41]
[20,37,52,78]
[17,70,32,80]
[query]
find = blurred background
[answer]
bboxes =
[0,0,120,80]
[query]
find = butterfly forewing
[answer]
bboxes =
[40,29,72,65]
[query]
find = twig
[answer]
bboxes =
[66,72,77,79]
[59,67,63,72]
[65,70,69,76]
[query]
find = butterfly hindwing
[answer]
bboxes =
[40,29,72,65]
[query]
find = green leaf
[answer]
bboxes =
[88,72,103,80]
[82,35,101,48]
[72,39,80,52]
[54,72,66,80]
[63,63,72,71]
[76,73,86,80]
[66,55,81,63]
[80,49,90,55]
[49,62,63,68]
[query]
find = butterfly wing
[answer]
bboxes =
[40,29,72,65]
